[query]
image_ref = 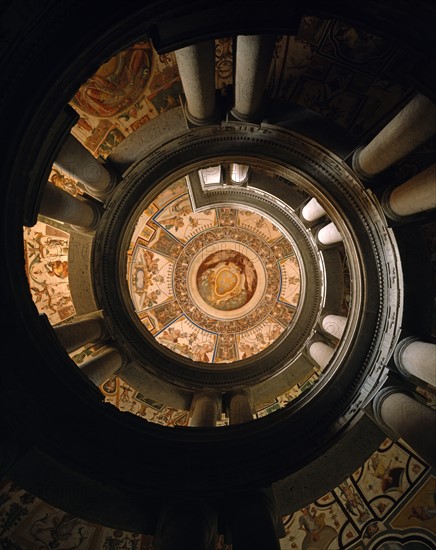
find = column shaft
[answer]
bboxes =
[232,34,276,120]
[54,134,117,198]
[385,164,436,218]
[308,341,335,369]
[175,41,216,124]
[54,313,108,353]
[353,94,436,178]
[373,388,436,467]
[154,499,217,550]
[317,222,343,245]
[39,182,101,231]
[322,314,347,339]
[395,338,436,388]
[189,392,221,427]
[227,489,281,550]
[0,436,19,481]
[227,390,254,425]
[80,347,124,386]
[302,198,326,222]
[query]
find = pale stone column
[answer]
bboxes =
[154,498,217,550]
[231,34,277,121]
[317,222,343,245]
[353,94,436,179]
[227,390,254,425]
[79,346,125,386]
[54,313,108,353]
[372,386,436,467]
[175,41,217,125]
[39,182,101,232]
[321,314,347,339]
[394,337,436,389]
[189,392,221,427]
[383,164,436,219]
[308,341,335,369]
[54,134,118,199]
[301,197,326,222]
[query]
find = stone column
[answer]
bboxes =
[383,164,436,219]
[227,489,281,550]
[308,341,335,369]
[154,498,217,550]
[301,197,326,222]
[227,390,254,425]
[353,94,436,179]
[80,346,125,386]
[372,386,436,467]
[54,134,117,199]
[231,34,277,121]
[317,222,343,245]
[0,407,29,481]
[0,434,20,481]
[394,337,436,389]
[189,392,221,427]
[175,41,217,125]
[54,313,108,353]
[39,182,101,232]
[321,314,347,339]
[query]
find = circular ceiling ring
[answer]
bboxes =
[93,154,323,390]
[92,122,401,433]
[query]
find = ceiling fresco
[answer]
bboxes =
[69,40,182,159]
[2,439,435,549]
[127,178,301,364]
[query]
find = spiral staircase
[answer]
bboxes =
[0,1,435,548]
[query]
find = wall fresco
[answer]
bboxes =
[23,221,75,325]
[69,40,182,159]
[99,376,190,428]
[1,440,434,549]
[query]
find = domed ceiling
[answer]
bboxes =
[127,176,301,364]
[6,1,435,547]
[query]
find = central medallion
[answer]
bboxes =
[196,250,258,311]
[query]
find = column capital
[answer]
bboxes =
[393,336,421,379]
[380,185,424,223]
[351,145,371,182]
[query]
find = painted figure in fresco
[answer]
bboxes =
[157,195,192,232]
[50,168,78,196]
[45,260,69,279]
[140,289,161,309]
[191,341,214,363]
[339,481,369,523]
[408,491,436,521]
[362,522,380,540]
[298,507,337,549]
[72,42,152,118]
[367,452,405,494]
[239,340,260,360]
